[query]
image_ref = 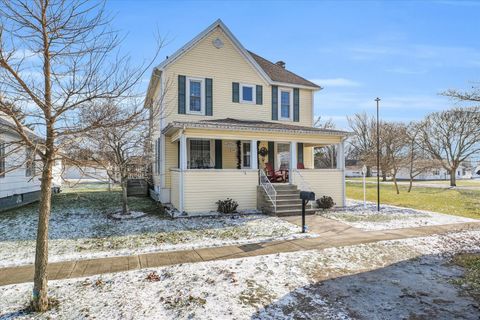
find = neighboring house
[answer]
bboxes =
[0,115,41,211]
[145,19,348,216]
[396,164,470,181]
[63,160,110,183]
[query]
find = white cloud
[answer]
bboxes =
[310,78,362,88]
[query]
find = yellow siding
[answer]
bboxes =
[222,140,237,169]
[303,146,314,169]
[293,169,344,206]
[170,170,180,209]
[182,169,258,212]
[164,139,178,188]
[161,26,314,127]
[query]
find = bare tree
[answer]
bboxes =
[313,116,337,168]
[404,122,436,192]
[0,1,160,310]
[381,122,408,194]
[347,112,375,176]
[418,106,480,187]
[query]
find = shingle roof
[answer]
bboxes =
[163,118,348,136]
[247,51,321,89]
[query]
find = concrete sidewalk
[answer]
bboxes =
[1,216,479,287]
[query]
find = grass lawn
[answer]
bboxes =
[346,182,480,219]
[452,253,480,301]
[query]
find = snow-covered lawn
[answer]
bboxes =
[1,231,479,319]
[319,200,478,231]
[0,187,315,267]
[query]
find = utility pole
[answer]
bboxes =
[375,97,381,212]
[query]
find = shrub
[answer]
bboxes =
[316,196,335,210]
[216,198,239,214]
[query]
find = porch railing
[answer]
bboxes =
[292,169,314,208]
[259,169,277,212]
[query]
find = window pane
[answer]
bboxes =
[190,80,202,111]
[281,91,290,118]
[242,142,251,168]
[189,140,211,169]
[242,86,253,101]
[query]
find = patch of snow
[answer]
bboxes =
[1,231,479,319]
[0,211,316,268]
[320,199,477,231]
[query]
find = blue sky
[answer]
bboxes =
[106,0,480,129]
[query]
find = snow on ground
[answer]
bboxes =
[1,231,479,320]
[0,211,315,268]
[319,199,478,231]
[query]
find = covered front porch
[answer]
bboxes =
[161,119,348,215]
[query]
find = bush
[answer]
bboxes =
[316,196,335,210]
[216,198,239,214]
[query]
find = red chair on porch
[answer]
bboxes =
[297,163,305,169]
[265,163,284,182]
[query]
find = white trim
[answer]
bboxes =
[278,87,293,121]
[185,77,205,115]
[239,83,256,104]
[179,134,187,214]
[250,140,258,170]
[240,141,251,169]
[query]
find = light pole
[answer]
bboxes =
[375,97,381,212]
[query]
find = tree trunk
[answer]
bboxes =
[408,178,413,193]
[393,176,400,194]
[121,177,129,214]
[450,168,457,187]
[382,172,387,182]
[366,166,372,177]
[32,157,54,311]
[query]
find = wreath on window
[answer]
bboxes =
[258,147,268,158]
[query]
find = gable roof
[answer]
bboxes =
[248,51,320,88]
[154,19,321,90]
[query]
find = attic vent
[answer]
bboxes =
[275,61,286,68]
[212,38,224,49]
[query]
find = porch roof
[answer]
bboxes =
[162,118,349,137]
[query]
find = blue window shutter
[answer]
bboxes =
[232,82,239,102]
[297,142,304,165]
[268,141,275,168]
[206,78,213,116]
[271,86,278,120]
[178,75,186,114]
[293,88,300,122]
[215,140,222,169]
[256,85,263,105]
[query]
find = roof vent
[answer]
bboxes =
[275,61,286,68]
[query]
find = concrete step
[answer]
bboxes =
[275,208,317,217]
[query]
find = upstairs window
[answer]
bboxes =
[186,77,204,114]
[240,84,255,104]
[279,88,292,120]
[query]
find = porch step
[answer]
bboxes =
[275,208,317,217]
[257,184,318,217]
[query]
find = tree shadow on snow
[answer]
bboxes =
[252,254,479,320]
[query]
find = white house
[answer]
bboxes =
[0,115,42,211]
[396,164,470,181]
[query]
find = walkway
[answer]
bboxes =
[1,216,479,287]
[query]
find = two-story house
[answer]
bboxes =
[145,19,348,216]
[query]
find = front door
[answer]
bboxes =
[276,143,290,171]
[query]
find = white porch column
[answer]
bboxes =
[179,134,187,213]
[336,140,346,207]
[289,141,297,184]
[250,140,258,170]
